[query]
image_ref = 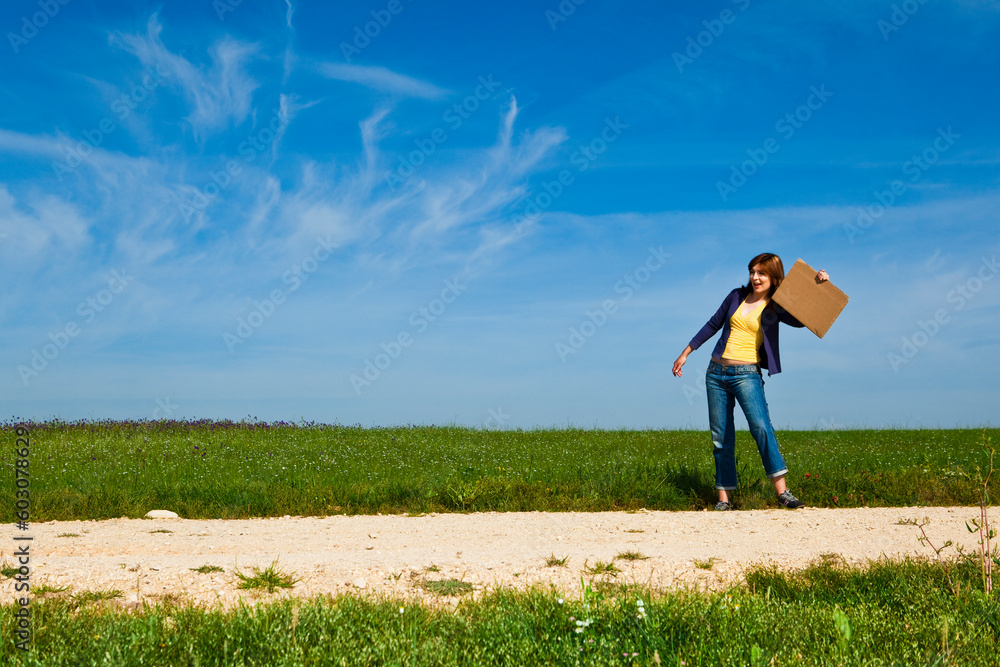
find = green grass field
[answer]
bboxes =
[4,421,998,664]
[3,420,998,520]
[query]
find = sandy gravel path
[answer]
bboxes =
[5,507,985,608]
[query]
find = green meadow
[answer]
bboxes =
[3,421,998,665]
[3,421,998,520]
[3,559,999,666]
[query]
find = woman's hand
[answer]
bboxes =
[817,270,829,282]
[672,346,693,377]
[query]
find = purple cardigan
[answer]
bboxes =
[688,287,804,376]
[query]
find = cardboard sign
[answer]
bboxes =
[771,259,848,338]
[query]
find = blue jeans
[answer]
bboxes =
[705,360,788,490]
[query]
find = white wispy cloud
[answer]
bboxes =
[0,128,67,160]
[267,93,317,163]
[111,13,260,139]
[315,62,450,100]
[0,124,164,189]
[0,186,90,263]
[0,44,564,406]
[362,98,567,267]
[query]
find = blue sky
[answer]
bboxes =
[2,0,998,429]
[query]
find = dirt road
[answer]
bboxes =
[5,506,984,608]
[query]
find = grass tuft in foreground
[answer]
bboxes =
[72,589,122,606]
[423,579,474,597]
[693,557,717,570]
[545,554,569,567]
[233,560,299,594]
[584,560,621,576]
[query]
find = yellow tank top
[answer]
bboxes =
[721,297,767,362]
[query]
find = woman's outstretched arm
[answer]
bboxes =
[672,345,694,377]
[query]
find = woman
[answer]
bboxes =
[672,253,828,511]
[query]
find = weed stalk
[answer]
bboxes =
[906,433,997,596]
[901,517,956,595]
[964,435,995,594]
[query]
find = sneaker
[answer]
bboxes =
[714,501,732,511]
[777,491,804,509]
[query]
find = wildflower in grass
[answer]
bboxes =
[805,472,810,478]
[636,598,646,620]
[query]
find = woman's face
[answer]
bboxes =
[749,264,771,296]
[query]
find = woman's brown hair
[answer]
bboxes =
[746,253,785,299]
